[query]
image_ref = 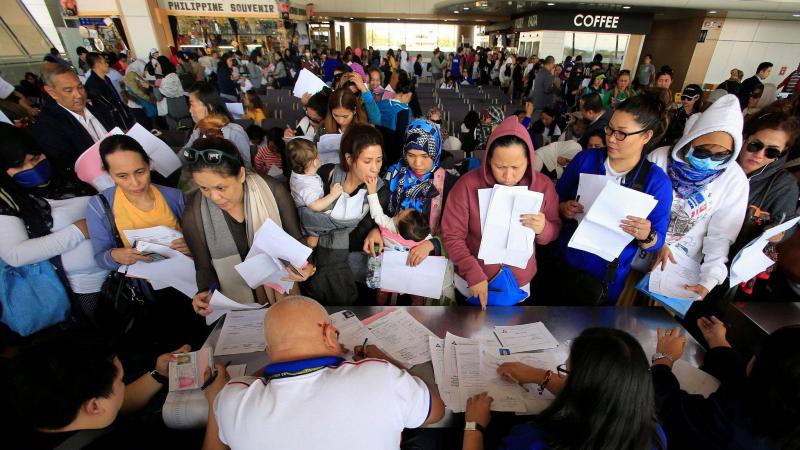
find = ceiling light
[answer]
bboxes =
[349,17,354,20]
[794,13,800,17]
[463,6,470,10]
[622,5,631,9]
[454,10,460,14]
[709,10,717,14]
[547,2,555,5]
[444,19,448,22]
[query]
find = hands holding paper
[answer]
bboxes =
[407,240,434,267]
[281,262,316,282]
[112,247,152,265]
[520,212,546,234]
[559,200,584,220]
[619,215,652,245]
[155,344,192,377]
[192,291,213,316]
[169,237,191,256]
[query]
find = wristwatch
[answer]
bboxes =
[638,229,657,245]
[651,352,674,364]
[464,421,486,433]
[150,369,168,385]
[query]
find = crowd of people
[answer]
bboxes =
[0,40,799,450]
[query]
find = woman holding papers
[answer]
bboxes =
[652,321,800,450]
[729,108,799,294]
[442,117,561,309]
[647,94,749,301]
[182,136,311,310]
[555,93,673,304]
[184,82,251,168]
[464,328,666,450]
[86,135,203,350]
[0,124,104,322]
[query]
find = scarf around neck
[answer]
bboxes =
[387,120,443,214]
[667,158,725,199]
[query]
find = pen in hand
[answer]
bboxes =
[201,361,231,391]
[503,372,531,392]
[359,338,369,359]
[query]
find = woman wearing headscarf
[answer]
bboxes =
[383,120,460,303]
[647,94,749,303]
[123,61,157,125]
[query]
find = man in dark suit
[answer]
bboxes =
[29,65,107,172]
[578,93,611,149]
[737,62,772,110]
[83,52,135,132]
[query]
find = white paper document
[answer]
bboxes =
[329,310,379,356]
[215,309,268,356]
[74,127,124,191]
[493,322,559,353]
[206,290,266,326]
[442,333,477,412]
[568,181,658,262]
[730,216,800,286]
[123,225,184,247]
[251,219,312,269]
[317,133,342,165]
[477,185,543,268]
[125,123,183,177]
[293,68,329,98]
[477,188,492,231]
[575,173,616,222]
[364,309,438,368]
[672,360,720,398]
[379,251,448,298]
[225,102,244,119]
[235,252,292,294]
[120,241,198,298]
[648,249,703,301]
[331,189,367,221]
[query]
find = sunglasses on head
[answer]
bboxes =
[681,94,699,101]
[746,140,783,159]
[691,145,733,162]
[183,148,240,165]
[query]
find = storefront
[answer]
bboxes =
[76,17,129,54]
[154,0,311,55]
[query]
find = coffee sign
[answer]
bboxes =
[513,10,652,34]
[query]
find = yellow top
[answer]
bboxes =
[245,107,267,125]
[113,185,181,247]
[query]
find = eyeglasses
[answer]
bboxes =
[690,145,734,162]
[746,139,783,159]
[556,363,570,378]
[183,148,240,165]
[604,125,648,141]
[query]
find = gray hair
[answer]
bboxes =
[42,64,78,87]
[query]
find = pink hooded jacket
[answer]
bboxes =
[442,116,561,289]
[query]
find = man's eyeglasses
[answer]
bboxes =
[746,139,783,159]
[604,125,648,141]
[690,145,733,162]
[183,148,240,165]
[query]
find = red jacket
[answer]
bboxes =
[442,117,562,289]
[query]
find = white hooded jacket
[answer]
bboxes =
[647,94,749,291]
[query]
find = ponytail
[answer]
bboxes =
[615,92,668,152]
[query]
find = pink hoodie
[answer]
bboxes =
[442,117,561,289]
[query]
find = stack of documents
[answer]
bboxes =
[379,251,448,299]
[568,180,658,261]
[120,226,198,298]
[216,309,268,356]
[729,216,800,286]
[477,185,544,268]
[235,219,312,295]
[493,322,559,353]
[636,249,703,318]
[206,290,266,326]
[574,173,616,222]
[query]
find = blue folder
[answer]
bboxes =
[635,273,693,318]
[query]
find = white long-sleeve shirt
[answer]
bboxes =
[648,146,749,291]
[0,196,108,293]
[367,193,397,233]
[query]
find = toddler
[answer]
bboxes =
[287,138,343,246]
[247,125,284,178]
[365,176,431,251]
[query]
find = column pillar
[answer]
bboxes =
[349,22,366,49]
[114,0,169,60]
[329,21,336,50]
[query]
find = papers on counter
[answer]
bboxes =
[215,309,267,356]
[568,180,658,262]
[206,290,266,326]
[648,248,703,301]
[329,310,379,358]
[379,251,448,299]
[477,185,544,269]
[125,123,183,177]
[362,308,438,368]
[730,216,800,286]
[225,102,244,119]
[163,364,246,429]
[493,322,559,353]
[575,173,616,222]
[317,133,343,165]
[331,189,366,220]
[75,127,123,191]
[293,68,329,98]
[672,359,720,398]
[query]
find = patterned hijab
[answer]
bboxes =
[386,119,443,214]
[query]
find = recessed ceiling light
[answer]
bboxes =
[444,19,448,22]
[709,10,717,14]
[454,10,460,14]
[463,6,470,10]
[622,5,631,9]
[547,2,555,5]
[349,17,354,19]
[794,13,800,17]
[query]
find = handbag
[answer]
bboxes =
[95,194,149,336]
[0,258,71,336]
[466,266,528,306]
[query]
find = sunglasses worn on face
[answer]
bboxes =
[691,145,733,162]
[183,148,240,165]
[746,140,783,159]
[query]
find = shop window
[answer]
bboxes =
[366,23,457,53]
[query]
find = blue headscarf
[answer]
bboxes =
[667,149,726,199]
[386,119,443,214]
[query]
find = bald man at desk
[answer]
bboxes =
[201,296,445,450]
